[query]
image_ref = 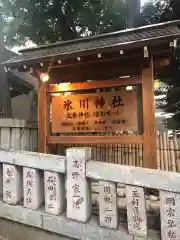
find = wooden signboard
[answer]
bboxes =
[52,89,138,133]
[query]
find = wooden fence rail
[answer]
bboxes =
[0,148,179,239]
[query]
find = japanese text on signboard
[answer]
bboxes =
[52,90,138,133]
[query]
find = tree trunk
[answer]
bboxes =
[0,66,12,118]
[127,0,141,28]
[0,16,12,118]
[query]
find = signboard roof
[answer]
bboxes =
[2,20,180,69]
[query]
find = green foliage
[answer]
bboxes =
[141,1,165,25]
[141,0,180,129]
[2,0,127,46]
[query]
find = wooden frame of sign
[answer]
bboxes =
[38,62,156,169]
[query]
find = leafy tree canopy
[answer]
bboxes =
[2,0,127,46]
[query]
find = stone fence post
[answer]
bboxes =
[66,148,92,222]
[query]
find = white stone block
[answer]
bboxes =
[160,191,180,240]
[44,171,65,215]
[3,164,22,204]
[23,167,44,209]
[66,148,91,222]
[126,186,147,237]
[99,180,117,229]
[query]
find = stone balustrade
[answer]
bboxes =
[0,148,179,239]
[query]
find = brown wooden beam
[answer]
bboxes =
[48,77,141,93]
[38,82,50,153]
[48,56,171,84]
[142,58,157,169]
[50,69,140,83]
[49,56,142,83]
[50,52,142,70]
[47,135,143,145]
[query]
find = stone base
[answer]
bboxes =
[0,200,160,240]
[0,218,73,240]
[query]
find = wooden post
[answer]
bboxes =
[142,58,156,169]
[38,82,49,153]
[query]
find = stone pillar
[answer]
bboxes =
[23,167,44,209]
[99,181,117,229]
[3,164,22,204]
[44,171,65,215]
[160,191,180,240]
[126,186,147,237]
[66,148,91,222]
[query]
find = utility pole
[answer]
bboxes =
[127,0,141,28]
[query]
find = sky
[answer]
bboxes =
[141,0,149,5]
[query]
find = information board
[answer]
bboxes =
[52,89,138,133]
